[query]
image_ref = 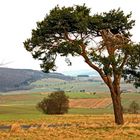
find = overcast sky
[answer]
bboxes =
[0,0,140,73]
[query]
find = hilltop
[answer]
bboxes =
[0,67,73,92]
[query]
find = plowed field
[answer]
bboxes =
[69,98,112,108]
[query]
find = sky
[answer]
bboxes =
[0,0,140,73]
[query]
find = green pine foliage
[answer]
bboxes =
[24,5,136,74]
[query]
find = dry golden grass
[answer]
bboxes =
[10,123,22,133]
[0,114,140,140]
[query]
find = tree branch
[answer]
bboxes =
[64,29,112,86]
[119,53,128,70]
[80,43,110,85]
[64,30,74,42]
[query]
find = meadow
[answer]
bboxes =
[0,90,139,119]
[0,79,140,139]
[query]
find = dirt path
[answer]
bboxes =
[69,98,112,108]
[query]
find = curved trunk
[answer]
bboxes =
[110,89,124,125]
[80,41,125,125]
[105,75,124,125]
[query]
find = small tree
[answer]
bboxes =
[128,101,140,114]
[37,91,69,114]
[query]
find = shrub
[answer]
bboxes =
[37,91,69,114]
[128,101,140,114]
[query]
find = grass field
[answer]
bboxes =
[0,84,140,139]
[29,78,139,93]
[0,91,139,120]
[0,114,140,140]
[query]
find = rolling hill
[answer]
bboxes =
[0,67,73,92]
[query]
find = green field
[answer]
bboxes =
[0,78,139,120]
[0,83,140,140]
[0,91,139,120]
[29,78,140,93]
[30,80,108,93]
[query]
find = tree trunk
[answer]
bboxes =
[110,89,124,125]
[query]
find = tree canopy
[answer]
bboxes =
[124,44,140,88]
[24,5,135,73]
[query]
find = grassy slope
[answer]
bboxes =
[30,78,140,93]
[30,79,109,92]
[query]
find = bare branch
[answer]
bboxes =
[80,43,110,85]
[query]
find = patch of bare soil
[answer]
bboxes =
[69,98,112,108]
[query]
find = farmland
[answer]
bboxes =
[29,77,139,93]
[0,90,139,119]
[0,78,140,139]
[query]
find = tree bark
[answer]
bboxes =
[110,87,124,125]
[80,40,125,125]
[102,74,124,125]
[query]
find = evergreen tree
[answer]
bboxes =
[24,5,140,124]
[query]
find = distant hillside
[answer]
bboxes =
[0,67,73,92]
